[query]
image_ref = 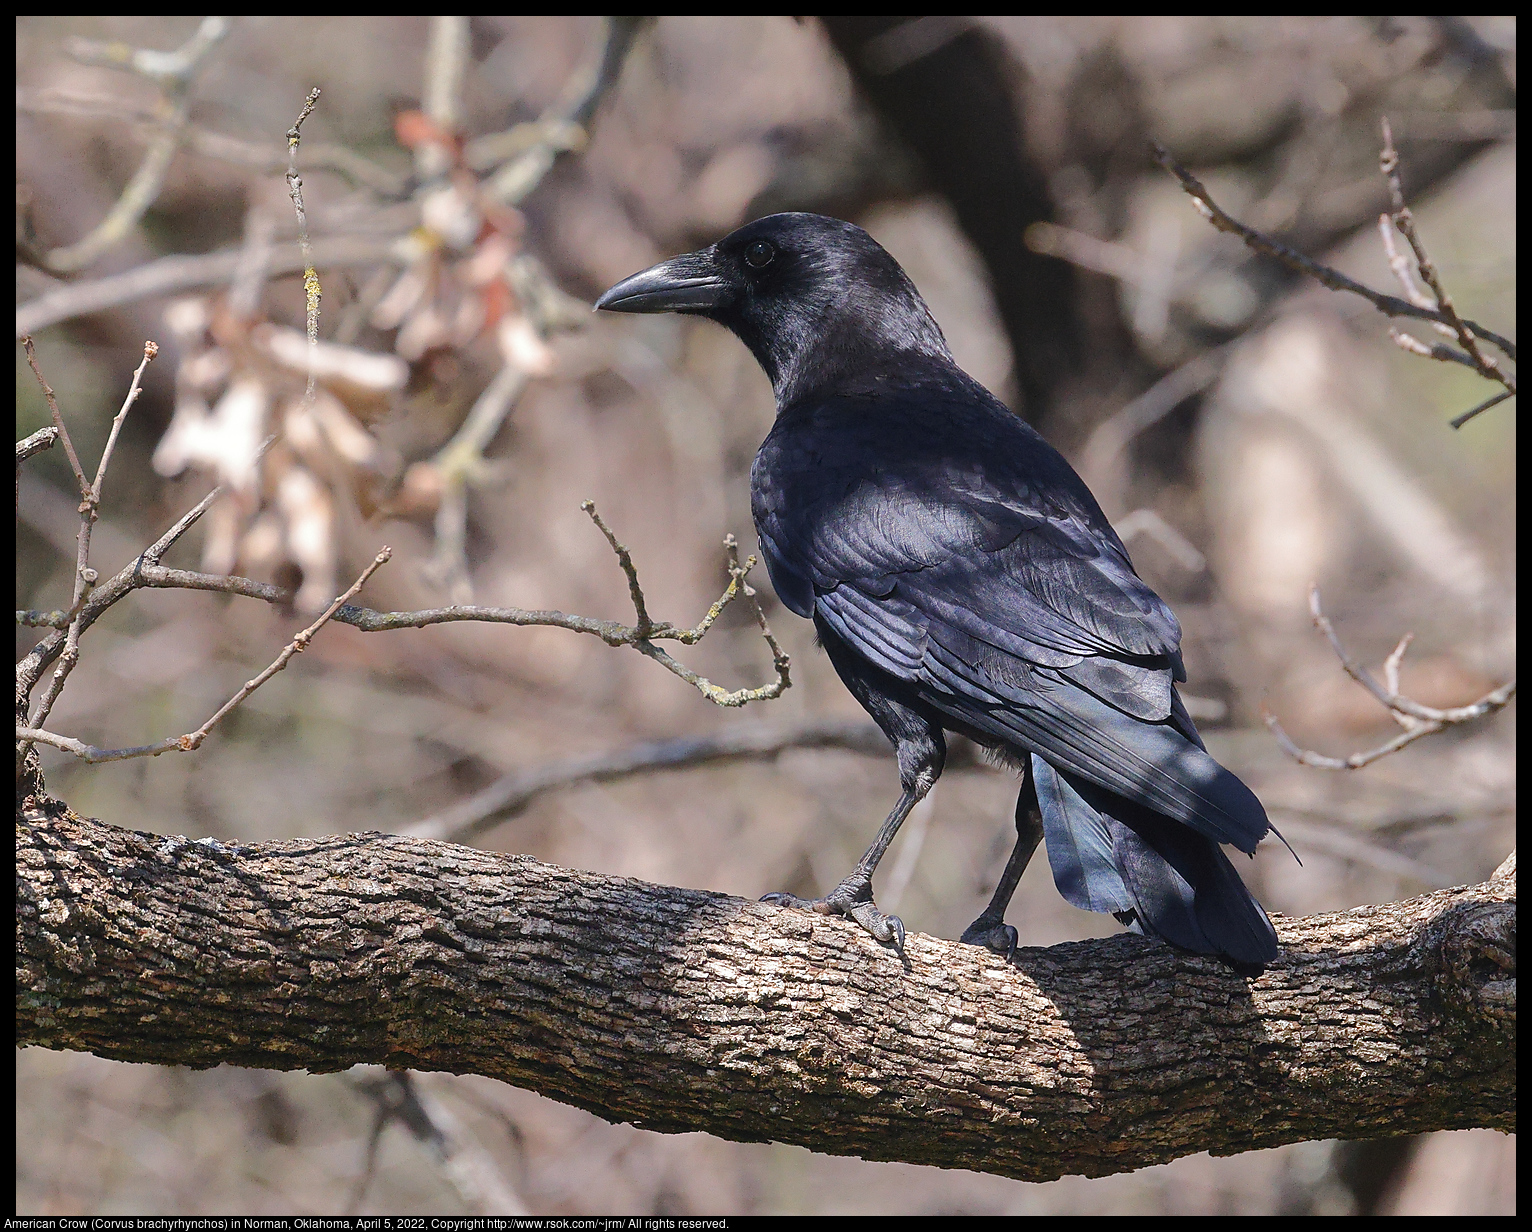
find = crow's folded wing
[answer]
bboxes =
[757,462,1268,853]
[765,468,1181,661]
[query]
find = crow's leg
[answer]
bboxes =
[960,762,1044,961]
[762,775,932,955]
[762,673,944,956]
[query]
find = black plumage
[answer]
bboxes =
[597,212,1281,970]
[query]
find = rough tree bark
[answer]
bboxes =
[15,794,1515,1183]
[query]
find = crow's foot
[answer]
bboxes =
[960,915,1018,962]
[761,879,905,956]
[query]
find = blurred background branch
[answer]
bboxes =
[38,17,231,274]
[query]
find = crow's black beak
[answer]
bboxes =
[595,248,731,314]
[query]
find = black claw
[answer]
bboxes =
[769,892,906,956]
[961,919,1018,962]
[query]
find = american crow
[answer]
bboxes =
[597,212,1282,970]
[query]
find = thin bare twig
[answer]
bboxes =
[17,90,408,194]
[582,499,654,635]
[424,366,531,603]
[227,209,276,321]
[1112,509,1206,572]
[1379,119,1514,386]
[20,548,391,765]
[1023,221,1143,284]
[1077,347,1229,516]
[1387,325,1482,372]
[171,548,391,743]
[724,533,793,699]
[414,24,645,596]
[286,88,323,408]
[17,487,225,709]
[1376,214,1447,322]
[16,611,70,630]
[463,120,587,173]
[196,126,407,194]
[19,501,792,761]
[409,724,1009,848]
[346,1069,528,1216]
[20,340,158,745]
[132,563,290,604]
[18,494,788,779]
[1263,586,1516,770]
[15,424,60,517]
[1450,389,1514,429]
[1151,143,1516,362]
[93,341,159,503]
[417,16,471,184]
[63,15,229,86]
[345,505,791,709]
[21,338,88,497]
[578,519,791,706]
[333,266,399,347]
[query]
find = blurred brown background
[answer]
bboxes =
[16,15,1515,1216]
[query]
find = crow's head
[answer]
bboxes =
[596,213,952,405]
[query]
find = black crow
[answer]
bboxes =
[597,212,1282,970]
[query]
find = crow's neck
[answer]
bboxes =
[723,293,953,408]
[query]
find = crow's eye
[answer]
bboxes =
[744,240,775,269]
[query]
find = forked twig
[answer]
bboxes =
[1263,587,1516,770]
[18,499,790,774]
[1151,143,1516,363]
[337,503,791,708]
[20,549,392,764]
[20,338,159,741]
[1378,117,1515,409]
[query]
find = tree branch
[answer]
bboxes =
[285,87,324,411]
[16,802,1514,1182]
[1263,587,1516,770]
[16,236,399,337]
[17,492,788,786]
[1151,143,1516,363]
[481,16,647,205]
[19,338,159,747]
[43,17,232,273]
[15,425,60,466]
[405,719,898,844]
[1377,117,1514,405]
[19,548,392,764]
[17,88,409,194]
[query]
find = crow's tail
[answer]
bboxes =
[1031,754,1277,970]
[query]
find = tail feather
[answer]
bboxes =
[1032,754,1277,969]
